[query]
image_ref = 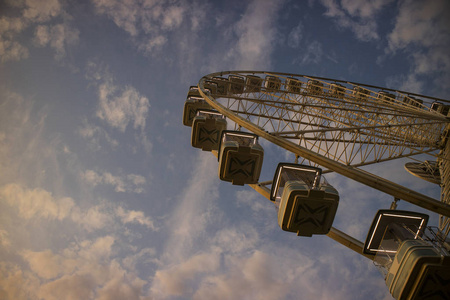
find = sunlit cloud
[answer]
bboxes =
[0,0,78,62]
[84,61,153,153]
[92,0,188,55]
[152,251,220,298]
[1,0,445,299]
[22,0,62,22]
[0,15,29,62]
[287,21,303,48]
[79,119,119,150]
[385,0,450,95]
[0,183,74,221]
[116,206,157,230]
[0,39,29,62]
[319,0,393,41]
[161,152,220,262]
[97,83,150,132]
[34,23,79,60]
[232,0,283,69]
[81,169,146,193]
[92,0,140,36]
[0,181,158,299]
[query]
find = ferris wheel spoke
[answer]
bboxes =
[197,71,450,239]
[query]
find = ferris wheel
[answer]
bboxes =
[183,71,450,299]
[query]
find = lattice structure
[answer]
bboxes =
[439,126,450,238]
[198,71,450,242]
[204,72,447,168]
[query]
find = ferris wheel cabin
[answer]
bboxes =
[270,163,339,237]
[286,77,302,93]
[182,96,212,127]
[431,101,450,116]
[352,86,371,100]
[191,110,227,151]
[402,96,423,108]
[377,91,396,103]
[204,80,218,95]
[330,83,345,98]
[265,75,282,91]
[364,210,450,300]
[228,75,245,94]
[307,79,323,95]
[218,131,264,185]
[212,76,230,96]
[245,75,263,92]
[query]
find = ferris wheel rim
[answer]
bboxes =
[197,70,450,220]
[201,70,450,105]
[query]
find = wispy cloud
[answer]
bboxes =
[83,61,152,153]
[161,152,220,263]
[81,169,146,193]
[0,183,74,221]
[116,206,157,230]
[22,0,62,22]
[231,0,283,69]
[385,0,450,95]
[0,0,78,62]
[85,61,151,133]
[18,235,149,300]
[0,182,158,299]
[92,0,188,54]
[287,21,303,48]
[319,0,393,41]
[34,23,79,60]
[0,87,157,299]
[79,119,119,150]
[96,82,150,132]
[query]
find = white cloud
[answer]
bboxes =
[81,169,146,193]
[161,5,185,30]
[22,249,77,280]
[22,0,62,23]
[0,0,78,62]
[340,0,393,18]
[34,23,79,60]
[0,262,40,300]
[287,22,303,48]
[301,40,324,64]
[78,119,119,150]
[0,183,74,221]
[116,206,157,230]
[138,35,167,53]
[193,250,289,300]
[152,251,220,298]
[232,0,283,69]
[92,0,140,36]
[92,0,188,55]
[0,39,29,62]
[213,226,260,255]
[0,230,11,248]
[85,63,152,155]
[385,0,450,95]
[19,235,148,300]
[319,0,393,41]
[387,0,449,51]
[0,182,157,299]
[161,153,220,263]
[0,16,29,62]
[235,189,272,214]
[97,82,150,132]
[70,203,114,232]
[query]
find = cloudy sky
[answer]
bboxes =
[1,0,449,299]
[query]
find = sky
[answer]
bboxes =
[0,0,449,299]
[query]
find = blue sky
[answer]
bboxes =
[0,0,449,299]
